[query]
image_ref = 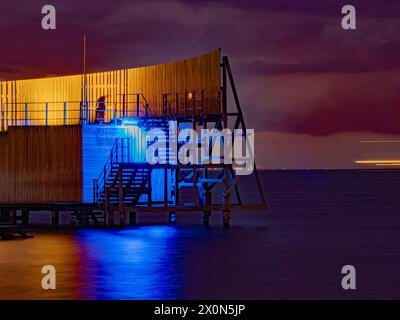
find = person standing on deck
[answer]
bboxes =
[94,96,106,123]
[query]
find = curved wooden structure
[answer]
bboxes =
[0,49,266,227]
[0,49,221,129]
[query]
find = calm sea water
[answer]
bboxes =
[1,170,399,299]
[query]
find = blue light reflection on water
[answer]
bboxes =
[75,226,184,299]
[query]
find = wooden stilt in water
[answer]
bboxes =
[129,211,137,225]
[168,211,176,224]
[107,207,114,227]
[223,209,231,228]
[10,209,16,225]
[21,208,29,226]
[0,209,8,223]
[203,192,212,226]
[105,187,114,227]
[51,210,59,227]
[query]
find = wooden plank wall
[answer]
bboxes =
[0,49,221,130]
[0,75,82,128]
[0,126,82,203]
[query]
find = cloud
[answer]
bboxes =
[0,0,399,137]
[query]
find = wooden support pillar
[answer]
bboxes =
[51,210,59,227]
[107,207,114,227]
[119,206,126,228]
[168,211,176,224]
[22,208,29,226]
[105,188,114,226]
[10,209,16,225]
[203,191,212,226]
[129,211,137,226]
[0,209,7,223]
[223,209,231,228]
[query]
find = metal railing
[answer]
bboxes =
[93,138,130,203]
[162,89,217,117]
[0,94,153,132]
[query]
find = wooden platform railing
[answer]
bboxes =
[0,94,154,131]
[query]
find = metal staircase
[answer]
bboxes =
[91,56,267,227]
[94,138,152,207]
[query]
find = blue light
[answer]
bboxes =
[75,226,182,299]
[121,118,140,127]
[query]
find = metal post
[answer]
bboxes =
[25,103,28,126]
[45,102,49,126]
[223,166,231,228]
[63,102,67,125]
[114,103,117,125]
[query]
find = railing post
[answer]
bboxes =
[1,104,4,132]
[85,101,89,124]
[45,102,49,126]
[114,104,117,125]
[25,103,28,126]
[64,102,67,125]
[127,138,130,162]
[136,94,140,117]
[122,93,126,117]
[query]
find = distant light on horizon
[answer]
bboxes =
[355,160,400,167]
[359,141,400,143]
[355,160,400,164]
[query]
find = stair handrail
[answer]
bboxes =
[94,137,130,203]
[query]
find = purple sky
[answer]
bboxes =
[0,0,399,168]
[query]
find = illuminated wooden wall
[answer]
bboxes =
[0,126,82,203]
[0,49,221,130]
